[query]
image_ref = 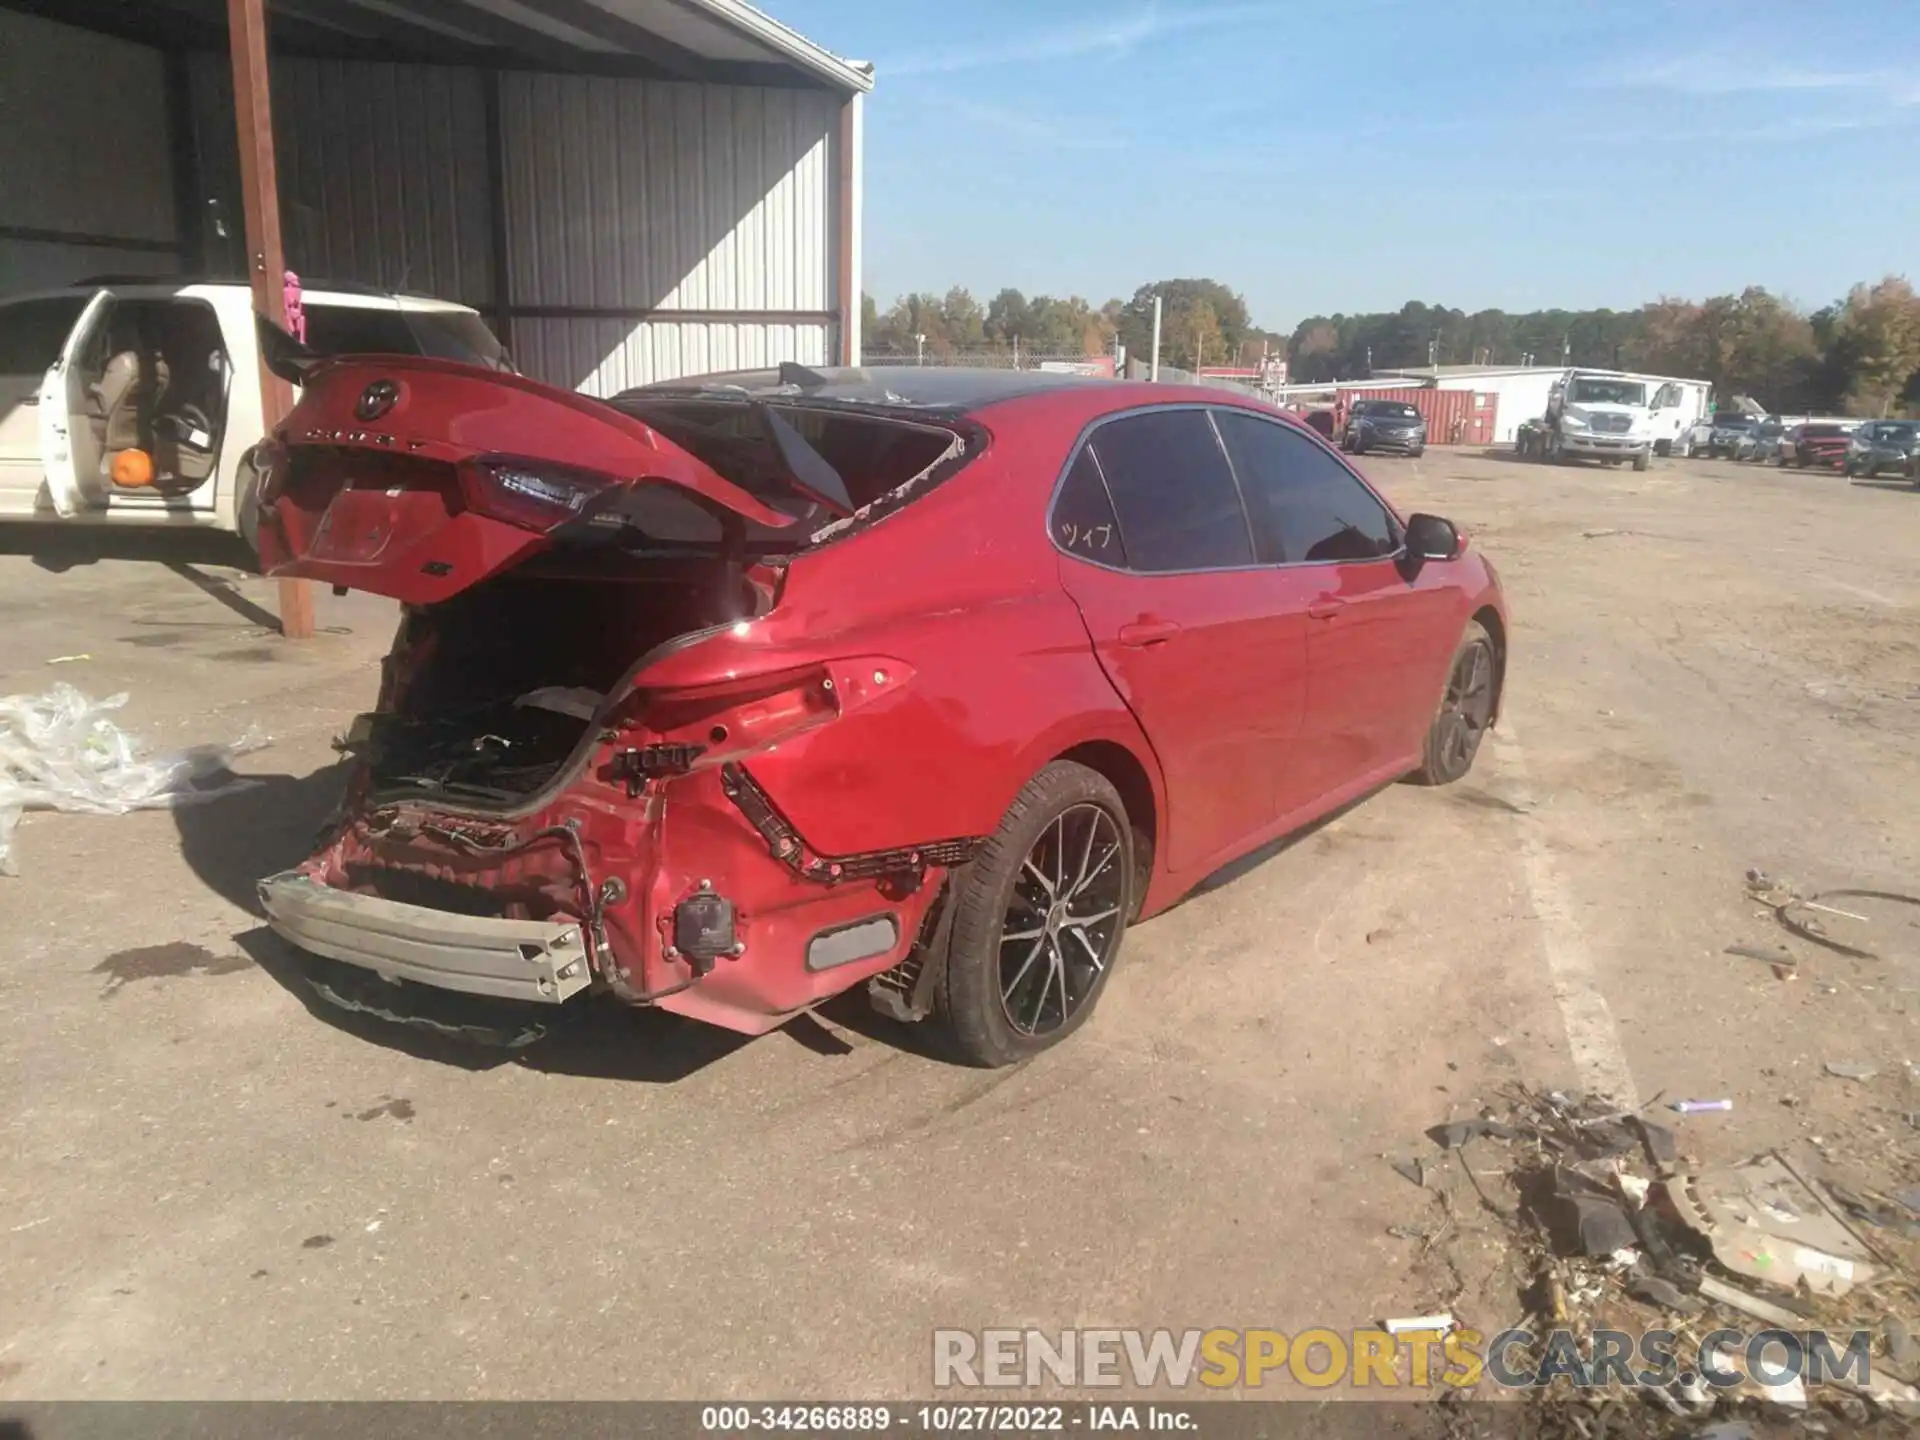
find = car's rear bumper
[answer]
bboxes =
[258,870,593,1003]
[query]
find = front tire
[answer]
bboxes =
[1632,451,1650,472]
[1410,622,1497,787]
[937,762,1133,1068]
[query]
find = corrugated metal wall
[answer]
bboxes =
[500,73,838,393]
[0,9,178,291]
[511,318,831,396]
[187,53,493,307]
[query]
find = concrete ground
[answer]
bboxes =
[0,454,1916,1401]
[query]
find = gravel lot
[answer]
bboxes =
[1,451,1915,1401]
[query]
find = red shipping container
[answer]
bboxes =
[1337,387,1496,446]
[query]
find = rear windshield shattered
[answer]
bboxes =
[613,397,970,549]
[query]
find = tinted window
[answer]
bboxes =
[1214,411,1399,565]
[0,297,88,374]
[1360,401,1419,420]
[408,311,509,369]
[1052,449,1127,566]
[1088,409,1253,572]
[302,305,421,357]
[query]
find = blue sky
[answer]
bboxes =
[771,0,1920,331]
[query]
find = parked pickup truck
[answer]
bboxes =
[0,276,509,550]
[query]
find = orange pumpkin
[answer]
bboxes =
[111,449,156,488]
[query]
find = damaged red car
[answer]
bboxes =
[253,355,1507,1066]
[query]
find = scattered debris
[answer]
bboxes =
[1383,1313,1455,1335]
[1393,1081,1919,1429]
[1696,1274,1809,1328]
[45,654,90,664]
[1664,1152,1879,1296]
[1669,1099,1733,1114]
[1825,1061,1880,1082]
[0,685,266,875]
[1746,867,1920,961]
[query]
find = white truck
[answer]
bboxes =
[1515,370,1656,470]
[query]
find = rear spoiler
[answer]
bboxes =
[257,313,327,386]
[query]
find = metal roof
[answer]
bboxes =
[10,0,873,92]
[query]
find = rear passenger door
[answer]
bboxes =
[1212,409,1465,811]
[1052,406,1315,876]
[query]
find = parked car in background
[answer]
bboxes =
[1778,423,1852,470]
[1844,420,1920,481]
[1737,418,1787,462]
[252,363,1507,1066]
[0,277,509,548]
[1341,398,1427,457]
[1705,413,1760,459]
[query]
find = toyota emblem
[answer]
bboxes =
[355,379,400,421]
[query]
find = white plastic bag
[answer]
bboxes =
[0,684,268,875]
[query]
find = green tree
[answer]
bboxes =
[1832,276,1920,415]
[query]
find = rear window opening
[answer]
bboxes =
[614,397,970,540]
[367,565,755,807]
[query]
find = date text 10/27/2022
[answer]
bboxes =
[700,1406,1196,1432]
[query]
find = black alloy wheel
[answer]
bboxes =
[936,761,1134,1067]
[996,804,1126,1039]
[1411,621,1497,786]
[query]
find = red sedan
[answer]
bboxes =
[253,360,1508,1066]
[1779,423,1851,470]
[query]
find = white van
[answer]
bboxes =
[0,277,506,547]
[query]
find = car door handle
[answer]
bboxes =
[1307,597,1347,620]
[1117,619,1181,647]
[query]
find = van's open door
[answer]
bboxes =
[38,288,112,517]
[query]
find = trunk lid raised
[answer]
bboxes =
[255,356,808,605]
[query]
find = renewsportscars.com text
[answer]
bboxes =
[932,1327,1875,1391]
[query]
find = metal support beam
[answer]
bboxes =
[482,69,512,336]
[834,94,859,366]
[227,0,313,640]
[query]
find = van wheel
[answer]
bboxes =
[937,762,1133,1068]
[1410,622,1497,787]
[234,449,265,561]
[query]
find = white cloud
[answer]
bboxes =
[1597,55,1920,107]
[879,1,1284,77]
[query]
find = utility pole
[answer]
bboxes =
[1012,333,1019,370]
[228,0,313,639]
[1149,294,1162,382]
[914,332,925,366]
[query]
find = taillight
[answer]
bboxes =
[466,457,612,532]
[641,668,842,760]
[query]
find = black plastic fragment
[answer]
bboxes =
[1626,1274,1703,1315]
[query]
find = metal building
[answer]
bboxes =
[0,0,872,392]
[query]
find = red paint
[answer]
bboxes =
[263,365,1507,1037]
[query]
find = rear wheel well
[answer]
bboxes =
[1472,605,1507,717]
[1058,740,1157,917]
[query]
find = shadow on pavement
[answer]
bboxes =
[173,760,353,917]
[171,758,790,1082]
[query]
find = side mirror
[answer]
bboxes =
[1404,512,1462,560]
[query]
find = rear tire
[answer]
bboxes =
[234,448,265,562]
[1410,622,1497,787]
[936,762,1134,1068]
